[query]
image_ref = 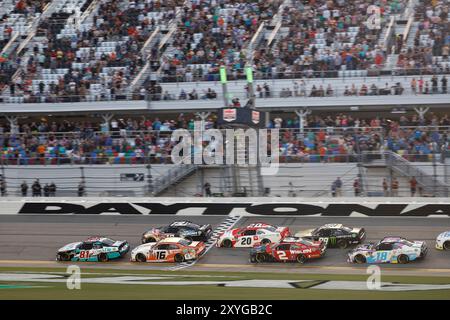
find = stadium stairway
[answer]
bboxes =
[362,151,450,197]
[159,163,360,198]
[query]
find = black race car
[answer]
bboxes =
[295,224,366,249]
[141,221,213,243]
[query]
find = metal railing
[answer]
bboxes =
[152,164,197,196]
[385,151,450,197]
[3,77,450,104]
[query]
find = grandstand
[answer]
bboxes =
[0,0,450,198]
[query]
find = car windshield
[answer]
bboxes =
[341,226,353,233]
[299,239,314,246]
[102,239,115,246]
[264,226,277,232]
[398,239,415,246]
[178,239,192,246]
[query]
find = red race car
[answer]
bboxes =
[249,237,326,264]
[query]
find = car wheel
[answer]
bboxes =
[135,253,146,263]
[296,254,307,264]
[98,253,108,262]
[174,254,184,263]
[354,254,366,264]
[249,255,257,263]
[184,236,193,241]
[57,253,70,261]
[222,239,232,248]
[444,241,450,250]
[261,239,271,245]
[144,237,156,244]
[397,254,409,264]
[255,253,266,263]
[337,240,348,249]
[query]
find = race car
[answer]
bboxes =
[131,237,206,263]
[435,231,450,250]
[348,236,428,264]
[216,223,290,248]
[141,220,212,243]
[56,237,129,262]
[250,237,326,264]
[295,224,365,249]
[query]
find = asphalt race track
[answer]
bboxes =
[1,215,450,275]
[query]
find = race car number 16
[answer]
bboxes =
[155,251,166,259]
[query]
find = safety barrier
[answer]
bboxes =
[0,197,450,216]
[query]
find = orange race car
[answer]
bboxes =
[130,237,206,263]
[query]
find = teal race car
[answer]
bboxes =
[56,237,129,262]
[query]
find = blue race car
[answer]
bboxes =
[56,237,129,262]
[347,236,427,264]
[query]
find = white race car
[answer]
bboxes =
[216,223,291,248]
[130,237,206,263]
[435,231,450,250]
[347,237,428,264]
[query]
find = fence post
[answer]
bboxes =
[146,164,153,196]
[80,166,86,197]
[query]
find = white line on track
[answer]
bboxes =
[166,216,243,271]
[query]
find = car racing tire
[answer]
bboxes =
[98,253,108,262]
[354,255,366,264]
[144,237,156,244]
[296,254,307,264]
[174,254,185,263]
[222,239,233,248]
[261,239,271,245]
[184,236,193,241]
[337,240,348,249]
[444,241,450,251]
[255,253,266,263]
[397,254,409,264]
[57,253,71,261]
[135,253,147,263]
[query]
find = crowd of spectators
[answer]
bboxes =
[160,0,283,82]
[0,0,51,91]
[397,0,450,73]
[4,0,181,102]
[4,0,450,103]
[251,0,402,80]
[0,113,449,165]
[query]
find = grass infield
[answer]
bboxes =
[0,266,450,299]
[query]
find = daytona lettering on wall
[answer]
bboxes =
[13,202,450,216]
